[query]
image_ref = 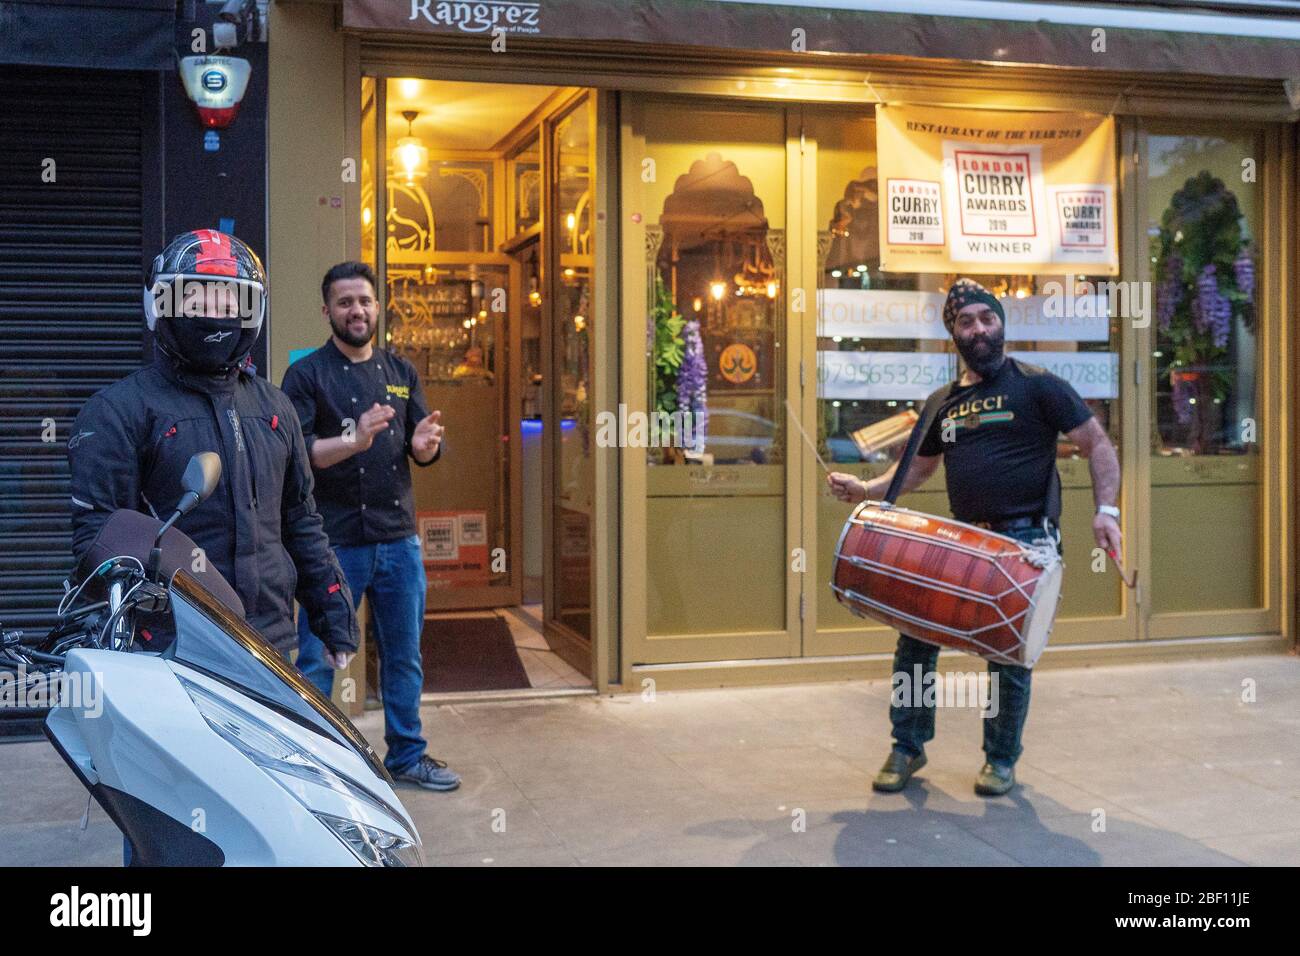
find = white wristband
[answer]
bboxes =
[1096,504,1120,519]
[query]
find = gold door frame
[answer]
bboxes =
[540,88,599,676]
[1130,119,1292,645]
[619,94,803,673]
[348,63,616,689]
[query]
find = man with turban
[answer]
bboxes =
[828,279,1122,796]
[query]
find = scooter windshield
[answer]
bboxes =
[165,571,390,782]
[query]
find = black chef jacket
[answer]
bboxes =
[280,338,442,547]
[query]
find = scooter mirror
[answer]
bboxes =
[147,452,223,583]
[181,452,222,510]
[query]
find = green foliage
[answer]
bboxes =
[651,275,685,416]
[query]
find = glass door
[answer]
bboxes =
[542,93,596,668]
[622,96,801,665]
[1136,121,1279,640]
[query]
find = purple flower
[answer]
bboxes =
[1192,264,1231,349]
[1234,245,1255,300]
[676,320,708,451]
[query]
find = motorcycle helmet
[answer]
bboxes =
[143,229,267,373]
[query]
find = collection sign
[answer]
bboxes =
[818,289,1110,342]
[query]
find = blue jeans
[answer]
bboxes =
[887,524,1058,770]
[296,534,428,774]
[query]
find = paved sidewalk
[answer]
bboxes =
[2,655,1298,866]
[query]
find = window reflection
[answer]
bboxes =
[1149,139,1258,456]
[510,133,541,236]
[553,98,594,640]
[813,114,1125,631]
[649,152,784,465]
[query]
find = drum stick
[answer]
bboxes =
[1108,549,1138,589]
[784,399,831,476]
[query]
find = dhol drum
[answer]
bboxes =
[831,501,1063,668]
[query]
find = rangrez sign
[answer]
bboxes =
[406,1,540,34]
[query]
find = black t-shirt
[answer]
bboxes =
[280,339,442,547]
[916,357,1093,523]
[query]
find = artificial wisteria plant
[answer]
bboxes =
[1151,171,1255,446]
[676,318,709,454]
[650,274,685,418]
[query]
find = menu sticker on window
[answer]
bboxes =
[420,510,490,589]
[886,179,944,246]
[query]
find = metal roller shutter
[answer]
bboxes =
[0,65,147,642]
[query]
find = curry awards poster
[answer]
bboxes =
[876,104,1118,275]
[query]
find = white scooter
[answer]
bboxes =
[5,453,422,866]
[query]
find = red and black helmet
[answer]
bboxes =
[143,229,267,373]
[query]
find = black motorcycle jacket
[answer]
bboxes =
[66,353,360,655]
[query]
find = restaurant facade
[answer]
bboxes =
[266,0,1297,696]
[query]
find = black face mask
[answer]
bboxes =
[158,315,251,373]
[955,324,1006,379]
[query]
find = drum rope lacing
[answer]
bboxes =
[832,509,1064,663]
[842,515,1051,607]
[831,583,1027,665]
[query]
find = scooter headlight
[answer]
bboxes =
[177,675,419,853]
[314,812,423,868]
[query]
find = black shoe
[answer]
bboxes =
[974,761,1015,796]
[872,749,927,792]
[393,755,461,791]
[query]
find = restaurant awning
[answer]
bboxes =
[0,0,176,71]
[341,0,1300,82]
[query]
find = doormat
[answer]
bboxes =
[420,616,531,692]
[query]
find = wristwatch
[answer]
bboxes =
[1096,504,1120,519]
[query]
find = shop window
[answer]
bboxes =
[555,109,591,257]
[386,159,493,254]
[1150,142,1257,456]
[812,114,1123,633]
[649,151,784,467]
[640,104,789,643]
[1146,130,1262,613]
[510,132,541,236]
